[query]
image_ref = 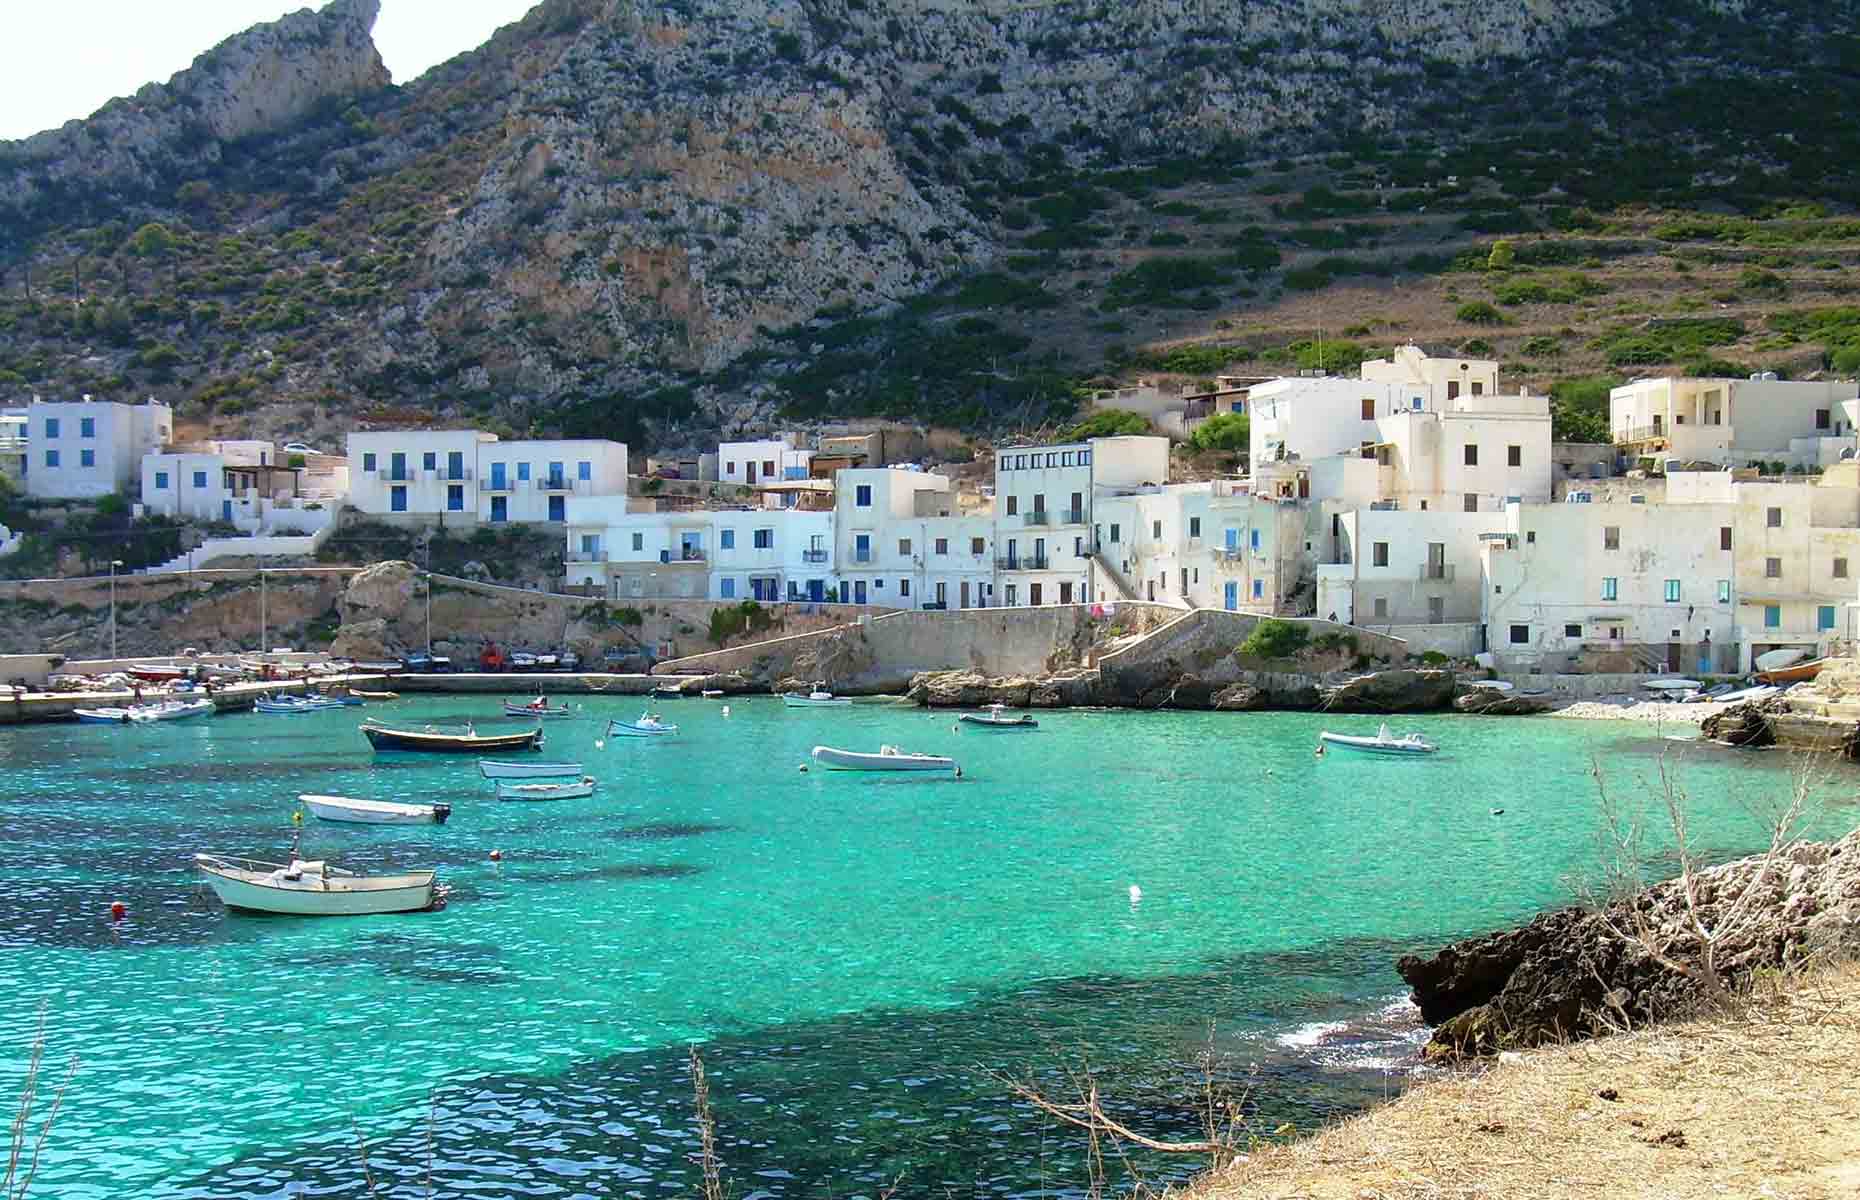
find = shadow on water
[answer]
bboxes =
[603,822,737,841]
[169,935,1429,1200]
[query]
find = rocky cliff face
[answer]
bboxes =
[0,0,388,218]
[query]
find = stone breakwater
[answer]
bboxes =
[904,666,1558,714]
[1397,830,1860,1058]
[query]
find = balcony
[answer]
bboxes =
[538,474,573,493]
[1023,510,1051,526]
[566,550,609,563]
[435,467,473,482]
[1059,507,1085,524]
[376,469,421,483]
[802,548,829,563]
[996,555,1050,571]
[658,548,706,564]
[1614,423,1664,444]
[479,477,515,494]
[1417,564,1456,582]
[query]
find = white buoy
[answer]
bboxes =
[595,738,606,750]
[722,705,730,717]
[1128,884,1142,905]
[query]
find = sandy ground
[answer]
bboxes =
[1548,696,1725,723]
[1185,963,1860,1200]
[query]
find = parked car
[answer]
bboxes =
[281,441,324,456]
[557,650,581,672]
[479,642,507,671]
[509,651,539,670]
[401,652,453,673]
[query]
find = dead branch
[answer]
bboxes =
[689,1045,724,1200]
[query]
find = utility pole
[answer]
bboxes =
[425,547,433,656]
[259,560,267,655]
[109,559,124,660]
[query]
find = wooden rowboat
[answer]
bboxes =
[503,699,576,718]
[193,854,439,916]
[479,759,584,779]
[361,721,544,753]
[299,794,451,825]
[810,744,957,772]
[1757,657,1831,685]
[495,776,596,802]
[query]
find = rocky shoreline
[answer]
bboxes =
[1396,829,1860,1058]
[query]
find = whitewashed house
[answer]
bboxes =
[718,435,813,486]
[710,508,835,603]
[0,410,29,483]
[1317,509,1493,652]
[1612,376,1860,470]
[562,498,712,600]
[26,397,171,499]
[993,435,1170,607]
[348,432,627,523]
[475,439,629,524]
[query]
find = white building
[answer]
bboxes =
[25,397,171,499]
[709,508,835,603]
[993,435,1170,607]
[563,498,714,600]
[718,435,813,486]
[348,432,627,523]
[140,453,231,522]
[0,410,28,483]
[1318,509,1492,629]
[475,439,629,524]
[1611,376,1860,470]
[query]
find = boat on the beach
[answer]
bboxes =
[502,698,576,718]
[1642,677,1703,693]
[127,663,186,683]
[478,758,584,779]
[299,794,451,825]
[494,776,596,802]
[1710,684,1781,706]
[361,721,545,753]
[1318,724,1438,757]
[810,744,958,772]
[1463,680,1515,693]
[1754,647,1810,673]
[1757,657,1831,685]
[782,683,852,708]
[193,853,439,916]
[957,704,1039,729]
[352,690,399,700]
[608,712,677,737]
[126,698,215,723]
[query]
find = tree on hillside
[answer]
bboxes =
[1550,375,1622,442]
[1187,411,1249,453]
[1066,408,1152,439]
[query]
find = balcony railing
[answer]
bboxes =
[1615,423,1664,444]
[436,467,473,482]
[657,548,706,563]
[996,555,1050,571]
[802,549,829,563]
[538,475,573,493]
[566,550,609,563]
[480,478,515,493]
[376,469,421,482]
[1060,507,1085,524]
[1023,510,1051,526]
[1417,564,1456,582]
[852,551,873,564]
[0,437,27,452]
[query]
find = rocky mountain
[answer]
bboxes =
[1,0,1856,451]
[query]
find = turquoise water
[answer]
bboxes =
[0,699,1849,1197]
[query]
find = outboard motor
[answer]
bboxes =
[432,803,453,825]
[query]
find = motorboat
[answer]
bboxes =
[495,776,597,802]
[73,706,134,724]
[1757,657,1832,685]
[361,721,545,753]
[1642,677,1703,693]
[193,853,440,915]
[957,704,1039,729]
[503,698,576,718]
[352,690,400,700]
[1318,724,1438,757]
[311,691,365,707]
[1754,647,1810,673]
[1462,680,1515,692]
[608,712,678,738]
[255,695,347,714]
[782,683,852,707]
[649,684,689,700]
[700,689,725,699]
[127,663,186,683]
[125,698,214,723]
[300,794,451,825]
[810,744,958,772]
[479,758,584,779]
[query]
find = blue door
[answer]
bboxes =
[1223,582,1238,611]
[548,495,565,521]
[390,486,407,512]
[808,579,824,602]
[490,495,507,522]
[222,500,232,522]
[447,450,463,480]
[390,452,406,481]
[447,485,464,512]
[490,462,507,490]
[853,580,867,604]
[1224,528,1238,552]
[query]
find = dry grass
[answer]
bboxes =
[1181,962,1860,1200]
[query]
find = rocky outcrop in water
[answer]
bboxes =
[1397,830,1860,1057]
[1319,669,1456,712]
[1454,688,1556,716]
[906,668,1100,708]
[1699,698,1779,747]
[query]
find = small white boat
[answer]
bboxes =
[502,699,575,718]
[300,794,451,825]
[783,682,852,707]
[1754,647,1809,673]
[193,854,439,916]
[1642,677,1703,692]
[608,712,678,737]
[495,776,596,802]
[811,744,958,772]
[126,698,215,723]
[1463,680,1514,693]
[1711,684,1781,705]
[478,759,584,779]
[73,706,133,724]
[701,689,725,699]
[255,695,346,714]
[957,704,1039,729]
[1318,724,1438,757]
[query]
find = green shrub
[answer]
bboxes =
[1067,408,1152,439]
[1419,650,1449,666]
[1186,411,1249,452]
[1521,335,1563,357]
[1238,619,1309,659]
[1455,301,1506,325]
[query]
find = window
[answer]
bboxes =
[1372,541,1388,567]
[935,538,948,555]
[1047,453,1058,467]
[1252,579,1263,599]
[631,532,644,551]
[1767,507,1783,528]
[1819,605,1837,631]
[1721,527,1733,551]
[1464,494,1479,513]
[1507,444,1521,467]
[1078,450,1092,465]
[579,461,592,481]
[154,471,169,489]
[970,537,984,555]
[1109,523,1121,543]
[763,460,775,476]
[1766,557,1782,578]
[754,529,773,549]
[1509,624,1530,645]
[899,579,911,597]
[1602,577,1618,600]
[362,452,376,472]
[1565,623,1582,638]
[1189,517,1201,537]
[1372,597,1388,619]
[192,471,207,488]
[856,484,872,507]
[423,452,437,470]
[1061,452,1073,466]
[720,578,736,599]
[43,418,58,438]
[518,461,531,481]
[1817,409,1831,430]
[1664,579,1681,602]
[1718,580,1731,603]
[898,538,911,555]
[855,534,871,562]
[1151,520,1162,539]
[1464,444,1478,466]
[1360,397,1375,420]
[1006,496,1018,516]
[79,417,94,438]
[1764,604,1781,629]
[1604,526,1620,550]
[79,449,94,468]
[720,530,736,549]
[1837,558,1850,580]
[1526,530,1536,544]
[726,461,738,476]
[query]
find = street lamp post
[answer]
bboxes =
[425,558,433,656]
[108,559,124,661]
[258,559,267,655]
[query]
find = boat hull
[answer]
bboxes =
[495,779,595,801]
[74,707,131,724]
[782,695,852,707]
[478,759,584,779]
[1318,731,1437,757]
[1757,658,1829,685]
[811,745,956,772]
[127,700,214,722]
[957,714,1039,729]
[362,724,544,753]
[300,794,450,825]
[503,702,574,718]
[607,719,676,737]
[194,858,436,916]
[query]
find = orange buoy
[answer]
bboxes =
[488,849,503,862]
[109,901,127,921]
